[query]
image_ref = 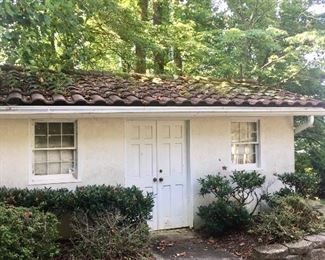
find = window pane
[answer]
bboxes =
[49,123,61,135]
[248,122,257,142]
[34,151,47,163]
[237,154,244,164]
[231,144,256,164]
[49,136,61,148]
[49,163,61,175]
[62,136,74,147]
[239,123,249,142]
[248,122,257,132]
[232,122,258,143]
[231,122,240,142]
[246,153,256,164]
[250,132,257,142]
[35,123,47,135]
[63,123,74,134]
[34,163,47,175]
[62,162,74,174]
[244,144,255,154]
[35,136,47,148]
[231,122,258,165]
[61,150,74,162]
[48,150,61,162]
[238,144,246,154]
[33,122,76,177]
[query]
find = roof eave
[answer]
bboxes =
[0,106,324,118]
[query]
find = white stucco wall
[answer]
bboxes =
[0,116,294,227]
[0,118,125,189]
[189,116,295,225]
[0,119,30,188]
[77,118,125,187]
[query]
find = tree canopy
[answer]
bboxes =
[1,0,323,81]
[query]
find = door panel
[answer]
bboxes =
[126,120,187,230]
[157,121,187,229]
[126,121,158,229]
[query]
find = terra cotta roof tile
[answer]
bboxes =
[0,65,324,107]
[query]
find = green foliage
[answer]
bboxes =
[70,211,150,260]
[230,170,266,207]
[251,195,324,243]
[0,205,59,259]
[0,0,93,71]
[295,118,325,198]
[73,185,153,222]
[0,0,324,82]
[198,170,265,235]
[199,170,266,215]
[272,187,295,199]
[198,200,251,236]
[0,185,154,223]
[198,174,232,198]
[276,171,320,198]
[0,0,323,78]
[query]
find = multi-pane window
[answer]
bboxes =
[231,121,259,165]
[33,122,76,176]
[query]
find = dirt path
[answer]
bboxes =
[151,229,240,260]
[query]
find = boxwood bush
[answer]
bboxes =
[198,200,251,235]
[0,185,154,222]
[0,205,59,259]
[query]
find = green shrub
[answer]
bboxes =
[0,185,153,222]
[198,170,266,235]
[199,174,233,198]
[198,171,266,215]
[0,205,59,259]
[251,195,324,243]
[198,200,251,235]
[276,172,320,198]
[272,187,295,198]
[70,211,150,260]
[230,170,266,213]
[73,185,153,222]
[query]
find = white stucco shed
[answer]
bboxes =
[0,66,324,230]
[0,106,324,229]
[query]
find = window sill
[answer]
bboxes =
[29,175,81,185]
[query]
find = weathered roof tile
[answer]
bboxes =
[0,65,324,107]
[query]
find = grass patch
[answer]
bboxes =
[320,199,325,205]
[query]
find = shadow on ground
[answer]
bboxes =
[150,229,240,260]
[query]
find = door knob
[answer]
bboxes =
[153,177,158,182]
[159,177,164,182]
[159,169,163,173]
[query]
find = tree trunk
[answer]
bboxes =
[174,47,183,75]
[173,0,182,75]
[135,45,146,74]
[153,0,166,74]
[135,0,149,73]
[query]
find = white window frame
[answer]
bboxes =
[230,119,261,170]
[30,119,80,185]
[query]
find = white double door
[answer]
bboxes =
[126,120,188,230]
